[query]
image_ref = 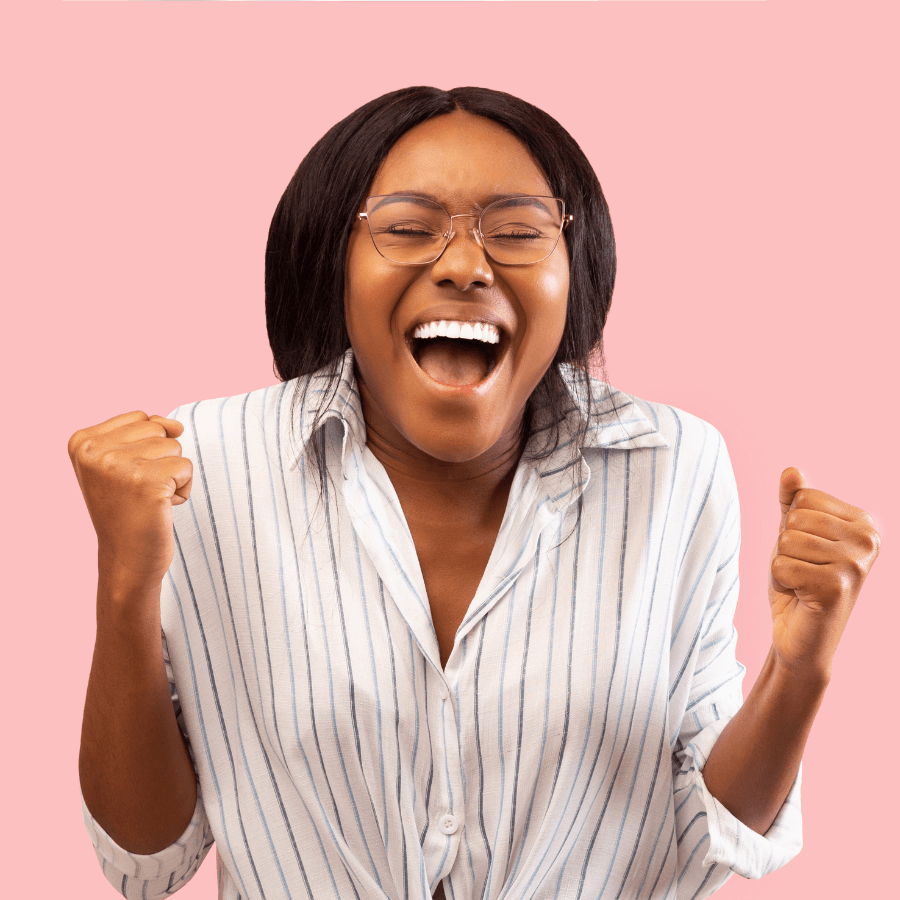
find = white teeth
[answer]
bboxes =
[412,320,501,344]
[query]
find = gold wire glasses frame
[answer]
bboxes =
[357,194,573,266]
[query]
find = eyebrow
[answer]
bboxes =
[369,192,554,213]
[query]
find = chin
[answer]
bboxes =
[402,416,512,465]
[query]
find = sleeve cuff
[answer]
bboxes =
[81,787,210,881]
[691,761,803,879]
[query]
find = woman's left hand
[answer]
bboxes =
[768,467,881,682]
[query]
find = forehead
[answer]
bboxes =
[368,110,552,206]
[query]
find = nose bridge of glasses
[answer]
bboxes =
[445,212,486,248]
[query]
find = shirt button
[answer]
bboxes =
[439,813,459,835]
[437,682,448,700]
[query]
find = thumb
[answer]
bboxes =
[778,466,808,532]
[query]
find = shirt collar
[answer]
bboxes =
[553,362,670,453]
[288,350,366,473]
[287,349,669,475]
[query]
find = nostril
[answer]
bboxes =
[436,278,491,291]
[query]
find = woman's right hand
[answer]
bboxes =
[68,411,193,591]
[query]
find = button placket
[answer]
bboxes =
[423,665,465,886]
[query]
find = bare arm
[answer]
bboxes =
[79,565,198,854]
[703,645,825,834]
[705,467,880,835]
[70,411,198,855]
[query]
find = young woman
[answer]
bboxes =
[70,86,880,900]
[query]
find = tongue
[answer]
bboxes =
[417,340,489,386]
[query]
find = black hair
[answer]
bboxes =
[265,86,616,483]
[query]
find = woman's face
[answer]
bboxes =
[344,109,570,464]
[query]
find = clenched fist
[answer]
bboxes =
[769,466,881,682]
[67,411,193,590]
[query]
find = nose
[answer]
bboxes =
[430,215,494,291]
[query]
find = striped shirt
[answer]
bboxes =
[81,350,802,900]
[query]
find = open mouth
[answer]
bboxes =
[408,321,505,387]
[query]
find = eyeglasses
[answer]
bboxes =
[357,194,573,266]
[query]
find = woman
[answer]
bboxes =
[70,87,880,900]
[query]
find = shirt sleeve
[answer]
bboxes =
[671,430,803,898]
[80,628,214,899]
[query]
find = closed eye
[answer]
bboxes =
[490,230,542,241]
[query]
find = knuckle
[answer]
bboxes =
[784,510,801,531]
[860,517,882,554]
[97,449,118,474]
[852,520,881,556]
[864,527,881,556]
[837,569,856,597]
[127,461,148,487]
[79,435,97,458]
[67,429,85,458]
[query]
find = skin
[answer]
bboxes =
[72,412,199,853]
[71,109,881,886]
[344,110,570,671]
[342,110,883,864]
[702,466,881,832]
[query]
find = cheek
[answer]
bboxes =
[521,266,570,357]
[344,238,421,393]
[344,235,398,348]
[344,233,376,340]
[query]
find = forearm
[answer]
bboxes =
[79,568,198,854]
[702,644,828,835]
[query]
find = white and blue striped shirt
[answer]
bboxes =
[82,350,802,900]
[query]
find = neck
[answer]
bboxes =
[366,423,523,493]
[358,385,524,512]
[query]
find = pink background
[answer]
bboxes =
[5,1,897,897]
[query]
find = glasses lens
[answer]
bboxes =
[365,196,450,264]
[481,197,564,264]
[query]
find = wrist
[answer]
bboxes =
[98,544,166,593]
[767,644,832,697]
[96,564,163,633]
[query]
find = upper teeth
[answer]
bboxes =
[413,320,501,344]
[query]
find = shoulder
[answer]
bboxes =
[163,353,360,489]
[628,393,738,515]
[628,392,727,460]
[568,366,726,460]
[575,372,736,507]
[164,381,315,515]
[166,380,297,463]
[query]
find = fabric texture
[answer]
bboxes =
[81,350,802,900]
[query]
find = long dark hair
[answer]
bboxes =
[265,86,616,483]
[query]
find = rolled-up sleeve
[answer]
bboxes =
[671,431,803,897]
[80,629,214,898]
[81,789,211,899]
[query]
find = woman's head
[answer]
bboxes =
[266,86,616,467]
